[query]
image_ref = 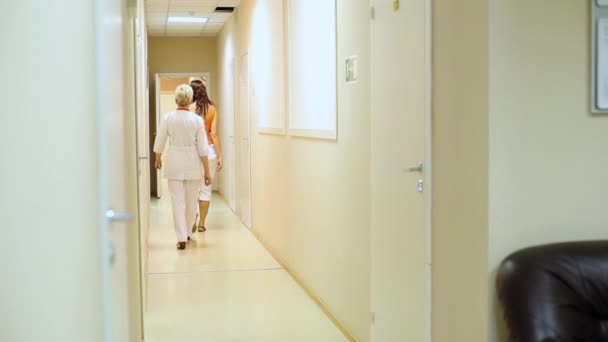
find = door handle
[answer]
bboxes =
[105,209,134,222]
[403,163,424,173]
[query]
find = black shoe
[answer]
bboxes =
[177,242,186,250]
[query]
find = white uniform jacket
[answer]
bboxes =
[153,110,209,180]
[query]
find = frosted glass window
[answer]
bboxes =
[287,0,337,139]
[252,0,286,133]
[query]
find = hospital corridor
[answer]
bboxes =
[4,0,608,342]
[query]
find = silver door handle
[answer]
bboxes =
[105,209,134,222]
[403,163,424,173]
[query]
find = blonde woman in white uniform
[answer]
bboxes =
[153,84,211,250]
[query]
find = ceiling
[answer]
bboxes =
[146,0,240,37]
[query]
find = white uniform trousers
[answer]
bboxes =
[168,179,201,242]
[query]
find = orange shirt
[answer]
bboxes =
[204,105,217,145]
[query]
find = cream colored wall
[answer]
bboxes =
[147,37,218,195]
[489,0,608,340]
[431,0,490,341]
[217,1,371,341]
[0,1,104,341]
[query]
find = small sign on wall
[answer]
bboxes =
[346,56,358,83]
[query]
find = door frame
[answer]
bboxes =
[424,1,433,341]
[153,72,211,199]
[236,52,253,228]
[226,57,238,212]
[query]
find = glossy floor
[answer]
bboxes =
[144,184,348,342]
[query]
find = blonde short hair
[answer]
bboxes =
[175,84,193,107]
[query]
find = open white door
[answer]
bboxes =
[237,53,252,228]
[370,0,432,341]
[95,0,141,341]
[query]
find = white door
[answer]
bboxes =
[95,0,139,341]
[237,53,252,228]
[370,0,431,341]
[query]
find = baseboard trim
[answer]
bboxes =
[250,228,359,342]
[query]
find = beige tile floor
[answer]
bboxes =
[144,183,348,342]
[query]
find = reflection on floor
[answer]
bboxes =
[144,187,348,342]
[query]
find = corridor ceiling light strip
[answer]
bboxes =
[167,16,208,23]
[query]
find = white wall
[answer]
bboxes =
[217,1,371,340]
[0,1,104,341]
[489,0,608,340]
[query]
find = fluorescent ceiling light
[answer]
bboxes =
[167,16,208,23]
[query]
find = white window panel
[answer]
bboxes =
[287,0,337,138]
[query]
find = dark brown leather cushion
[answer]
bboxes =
[496,241,608,342]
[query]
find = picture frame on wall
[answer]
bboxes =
[592,0,608,113]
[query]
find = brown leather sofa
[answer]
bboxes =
[496,241,608,341]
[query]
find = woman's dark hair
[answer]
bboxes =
[191,80,214,118]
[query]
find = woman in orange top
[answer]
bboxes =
[191,80,223,232]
